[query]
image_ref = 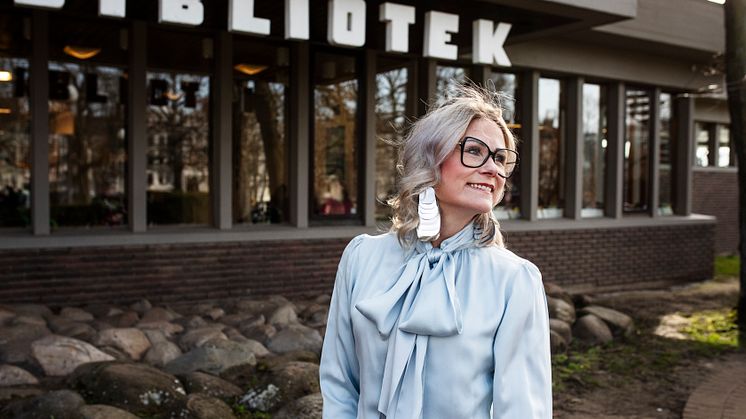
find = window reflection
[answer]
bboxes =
[624,89,650,212]
[658,93,674,215]
[0,58,30,227]
[313,53,359,218]
[233,43,289,225]
[48,62,126,227]
[146,73,210,225]
[488,72,520,219]
[582,84,607,218]
[375,58,409,221]
[435,65,470,104]
[718,125,731,167]
[538,78,565,218]
[695,122,712,167]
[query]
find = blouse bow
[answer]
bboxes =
[355,223,479,419]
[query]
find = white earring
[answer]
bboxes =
[417,187,440,239]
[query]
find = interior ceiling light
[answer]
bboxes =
[234,64,268,76]
[165,91,183,101]
[0,71,12,82]
[63,45,102,60]
[0,108,11,114]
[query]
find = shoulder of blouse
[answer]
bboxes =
[472,245,543,287]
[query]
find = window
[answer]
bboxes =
[538,77,565,218]
[46,17,128,228]
[435,65,470,104]
[312,52,360,219]
[146,28,212,226]
[489,71,520,219]
[232,40,289,225]
[658,93,674,215]
[375,56,410,221]
[717,125,732,167]
[582,83,607,218]
[694,122,734,168]
[624,89,651,213]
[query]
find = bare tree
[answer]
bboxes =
[724,0,746,331]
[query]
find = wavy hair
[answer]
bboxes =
[388,83,517,248]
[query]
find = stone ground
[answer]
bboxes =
[552,276,743,419]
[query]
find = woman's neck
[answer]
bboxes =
[431,213,474,248]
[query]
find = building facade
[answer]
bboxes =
[0,0,735,305]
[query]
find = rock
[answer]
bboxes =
[267,323,323,355]
[234,299,278,317]
[79,404,140,419]
[543,282,573,305]
[99,346,131,361]
[240,323,277,344]
[11,314,47,327]
[301,304,329,328]
[0,307,16,326]
[206,308,225,321]
[549,330,568,354]
[165,341,257,376]
[144,341,183,368]
[139,307,180,324]
[547,296,576,324]
[11,304,53,319]
[179,371,243,399]
[136,320,184,339]
[129,299,152,314]
[68,361,186,417]
[314,294,331,305]
[105,311,139,328]
[94,328,151,360]
[2,389,84,419]
[579,305,634,337]
[572,293,596,308]
[31,335,115,376]
[0,387,44,401]
[185,393,237,419]
[549,318,572,344]
[269,304,299,327]
[179,327,228,352]
[174,315,209,330]
[573,314,613,345]
[0,323,52,366]
[83,303,123,318]
[60,307,94,322]
[0,364,38,386]
[48,316,97,342]
[219,313,256,328]
[235,361,320,413]
[274,392,323,419]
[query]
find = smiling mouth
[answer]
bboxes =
[467,183,494,193]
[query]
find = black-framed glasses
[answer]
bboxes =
[458,137,519,179]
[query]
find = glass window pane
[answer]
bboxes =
[624,89,650,213]
[582,83,607,218]
[435,65,470,104]
[232,41,289,225]
[48,63,127,227]
[695,122,712,167]
[146,72,211,226]
[658,92,674,215]
[538,77,565,218]
[0,57,30,228]
[313,53,359,218]
[375,58,409,221]
[488,71,520,219]
[718,125,731,167]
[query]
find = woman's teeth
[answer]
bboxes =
[468,183,492,192]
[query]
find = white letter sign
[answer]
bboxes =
[379,2,415,53]
[159,0,204,26]
[285,0,309,40]
[14,0,63,8]
[99,0,125,17]
[230,0,270,35]
[423,11,458,60]
[472,19,511,66]
[328,0,366,47]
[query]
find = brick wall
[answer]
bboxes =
[0,222,714,306]
[692,169,738,254]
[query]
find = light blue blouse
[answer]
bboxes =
[319,223,552,419]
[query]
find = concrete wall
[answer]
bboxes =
[0,221,714,306]
[692,168,738,254]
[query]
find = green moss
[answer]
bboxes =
[715,255,740,278]
[681,308,739,347]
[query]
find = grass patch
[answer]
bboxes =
[552,345,602,391]
[715,255,740,277]
[681,308,739,347]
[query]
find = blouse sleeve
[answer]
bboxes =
[492,261,553,419]
[319,236,363,419]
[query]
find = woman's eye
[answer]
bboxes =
[466,147,483,155]
[495,155,507,164]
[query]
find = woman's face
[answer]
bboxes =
[435,118,507,223]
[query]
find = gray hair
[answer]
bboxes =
[388,83,517,248]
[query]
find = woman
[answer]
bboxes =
[319,85,552,419]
